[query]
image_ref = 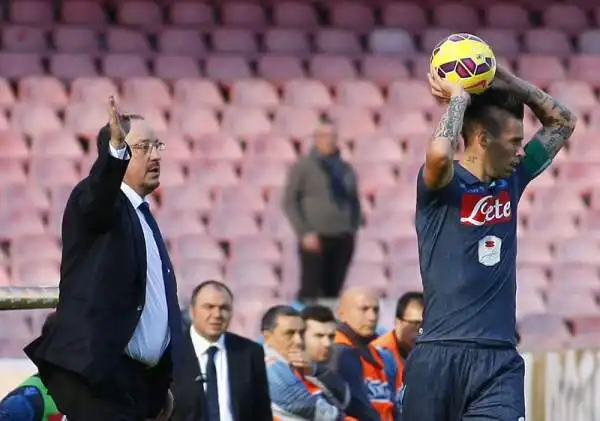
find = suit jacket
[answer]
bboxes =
[171,331,272,421]
[24,144,171,388]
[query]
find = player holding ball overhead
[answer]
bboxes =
[401,33,577,421]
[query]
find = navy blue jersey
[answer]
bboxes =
[415,161,535,346]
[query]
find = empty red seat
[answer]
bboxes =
[517,56,566,87]
[578,30,600,55]
[283,79,332,109]
[2,25,46,53]
[485,4,530,30]
[352,237,386,264]
[517,238,553,266]
[211,28,257,55]
[547,291,600,316]
[379,109,430,139]
[558,161,600,186]
[0,184,50,213]
[160,183,212,214]
[388,263,423,293]
[368,29,415,57]
[188,160,238,188]
[517,266,549,290]
[381,3,427,33]
[11,234,60,265]
[421,28,457,53]
[49,53,96,79]
[554,238,600,265]
[388,235,420,264]
[64,102,109,140]
[375,187,416,215]
[531,185,586,215]
[0,209,45,241]
[105,28,151,54]
[29,158,79,188]
[353,135,403,164]
[257,55,306,85]
[154,55,200,79]
[263,28,310,55]
[432,3,479,30]
[240,159,287,188]
[122,77,171,111]
[314,29,362,56]
[221,2,266,28]
[0,53,43,78]
[544,4,589,34]
[214,186,265,214]
[309,55,357,85]
[476,29,520,58]
[327,107,377,141]
[345,262,388,293]
[525,212,579,240]
[173,79,224,109]
[62,1,106,26]
[0,131,28,161]
[205,56,252,85]
[13,260,60,286]
[569,315,600,336]
[245,134,297,163]
[231,79,279,109]
[231,235,280,263]
[523,29,571,57]
[353,163,397,193]
[116,1,162,29]
[157,28,206,57]
[208,210,259,240]
[272,106,319,139]
[0,79,15,110]
[336,80,384,109]
[518,314,568,347]
[71,77,118,104]
[169,2,214,27]
[102,54,149,78]
[363,211,415,241]
[155,161,185,187]
[156,210,205,240]
[568,55,600,87]
[172,234,225,262]
[19,76,68,110]
[11,104,62,138]
[360,56,410,87]
[328,2,374,31]
[53,26,99,54]
[387,80,438,112]
[30,131,82,160]
[193,133,243,162]
[261,208,295,240]
[225,260,279,291]
[273,1,318,29]
[177,260,224,290]
[221,107,271,138]
[548,81,598,114]
[10,0,53,25]
[170,107,220,141]
[0,159,27,185]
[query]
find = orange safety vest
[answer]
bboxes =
[371,331,405,394]
[271,367,328,421]
[335,330,394,421]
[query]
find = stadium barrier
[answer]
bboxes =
[1,288,599,420]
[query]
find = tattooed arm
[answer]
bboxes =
[424,72,471,189]
[495,66,577,160]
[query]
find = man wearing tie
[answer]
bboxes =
[171,280,272,421]
[24,97,181,421]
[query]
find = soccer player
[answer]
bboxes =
[401,66,576,421]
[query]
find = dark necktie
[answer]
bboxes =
[138,202,184,367]
[206,346,221,421]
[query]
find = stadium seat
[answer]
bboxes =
[177,260,224,291]
[122,77,172,111]
[379,109,431,138]
[61,1,106,26]
[18,76,68,110]
[547,291,600,316]
[387,80,439,113]
[569,55,600,88]
[9,1,53,25]
[314,29,362,56]
[29,158,80,188]
[381,3,428,33]
[173,79,224,110]
[221,107,272,139]
[388,263,423,292]
[157,28,206,57]
[208,210,259,240]
[387,236,420,265]
[2,25,47,53]
[432,3,480,31]
[30,131,82,161]
[193,133,244,162]
[101,54,149,78]
[336,80,384,109]
[0,53,44,78]
[11,234,61,264]
[517,266,549,291]
[205,56,252,85]
[211,28,258,55]
[475,29,521,58]
[156,210,205,240]
[353,237,386,264]
[13,260,60,286]
[221,2,266,28]
[554,237,600,265]
[272,106,319,139]
[263,28,310,56]
[230,235,281,263]
[10,104,62,138]
[548,80,598,114]
[345,262,388,295]
[360,56,410,87]
[367,29,416,57]
[116,1,163,30]
[0,131,29,161]
[0,209,46,241]
[169,2,214,27]
[283,79,332,109]
[272,1,318,29]
[327,107,377,141]
[230,79,279,109]
[328,2,375,32]
[517,55,567,87]
[153,56,201,79]
[240,158,287,189]
[523,29,572,57]
[105,27,151,54]
[309,55,358,86]
[0,159,27,185]
[518,314,569,348]
[257,55,306,85]
[421,28,458,53]
[352,135,403,164]
[0,184,50,214]
[245,133,297,162]
[170,107,220,141]
[374,187,417,215]
[49,53,97,80]
[53,26,99,54]
[261,208,295,241]
[188,160,239,189]
[161,184,212,215]
[543,4,589,34]
[172,234,225,263]
[485,4,530,30]
[531,185,586,215]
[362,211,415,241]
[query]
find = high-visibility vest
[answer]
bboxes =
[371,330,405,395]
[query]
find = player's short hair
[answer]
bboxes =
[96,113,144,154]
[461,87,524,147]
[261,305,299,332]
[300,305,336,324]
[395,292,424,320]
[190,280,233,306]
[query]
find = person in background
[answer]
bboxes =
[0,314,65,421]
[24,97,177,421]
[263,305,348,421]
[171,280,271,421]
[371,292,424,419]
[282,117,362,301]
[329,287,395,421]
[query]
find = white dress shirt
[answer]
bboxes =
[190,326,235,421]
[109,144,170,367]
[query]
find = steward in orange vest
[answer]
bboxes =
[371,331,410,399]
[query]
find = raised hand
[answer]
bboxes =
[107,95,126,150]
[428,71,470,104]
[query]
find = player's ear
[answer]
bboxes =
[474,129,488,149]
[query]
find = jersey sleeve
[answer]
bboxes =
[513,138,553,197]
[416,165,460,208]
[0,386,44,421]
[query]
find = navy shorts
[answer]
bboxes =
[401,342,525,421]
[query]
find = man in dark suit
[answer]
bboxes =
[24,97,181,421]
[171,280,272,421]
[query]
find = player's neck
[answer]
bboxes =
[459,153,491,183]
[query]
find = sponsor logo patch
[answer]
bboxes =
[478,235,502,266]
[460,191,512,226]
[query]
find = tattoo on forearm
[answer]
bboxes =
[432,95,469,150]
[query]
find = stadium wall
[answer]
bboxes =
[2,350,600,421]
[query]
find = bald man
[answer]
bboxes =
[328,288,395,421]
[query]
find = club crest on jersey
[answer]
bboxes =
[460,191,512,226]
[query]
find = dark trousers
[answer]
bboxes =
[298,233,355,299]
[40,355,171,421]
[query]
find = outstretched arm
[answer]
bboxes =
[495,67,577,161]
[423,72,471,190]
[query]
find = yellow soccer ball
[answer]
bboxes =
[430,33,496,95]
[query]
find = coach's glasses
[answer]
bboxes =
[130,141,166,155]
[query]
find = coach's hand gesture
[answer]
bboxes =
[108,95,126,149]
[428,71,469,104]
